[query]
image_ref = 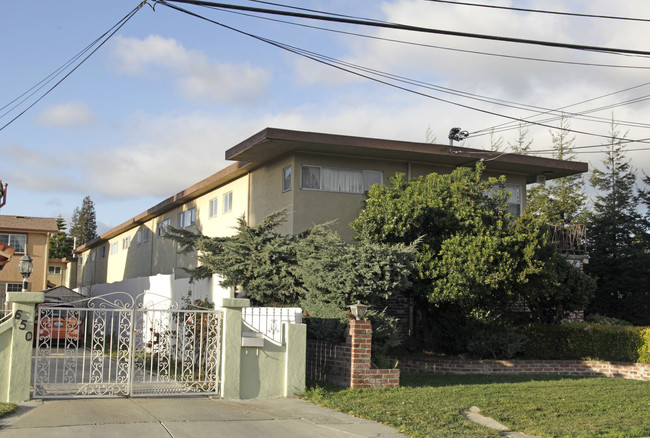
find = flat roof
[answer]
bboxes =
[78,127,588,251]
[227,127,588,182]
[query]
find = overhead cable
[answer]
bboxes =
[157,1,650,146]
[162,0,650,57]
[0,1,147,132]
[424,0,650,24]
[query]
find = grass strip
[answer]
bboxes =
[0,403,17,419]
[303,373,650,438]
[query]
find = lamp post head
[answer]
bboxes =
[18,250,33,291]
[349,301,370,320]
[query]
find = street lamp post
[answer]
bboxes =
[18,250,33,292]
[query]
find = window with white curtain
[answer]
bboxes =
[300,165,383,194]
[489,184,522,218]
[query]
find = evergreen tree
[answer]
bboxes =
[49,215,74,258]
[527,113,586,224]
[585,118,649,325]
[508,121,533,155]
[69,195,98,247]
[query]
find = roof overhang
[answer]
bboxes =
[227,127,588,182]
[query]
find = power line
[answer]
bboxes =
[424,0,650,24]
[214,5,650,71]
[0,2,147,132]
[163,0,650,57]
[158,1,650,146]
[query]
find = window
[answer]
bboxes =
[179,208,196,228]
[78,256,83,265]
[0,233,27,253]
[300,165,383,194]
[6,283,22,292]
[48,266,62,275]
[122,236,131,250]
[283,166,292,192]
[209,198,218,218]
[136,230,142,245]
[101,246,106,258]
[490,184,522,218]
[223,192,233,214]
[142,228,149,243]
[110,242,118,254]
[90,252,96,262]
[158,219,171,236]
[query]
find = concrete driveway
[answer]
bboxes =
[0,396,407,438]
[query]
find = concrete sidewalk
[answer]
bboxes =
[0,397,407,437]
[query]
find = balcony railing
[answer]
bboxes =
[549,223,587,254]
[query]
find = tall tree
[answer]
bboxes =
[69,195,98,247]
[508,121,533,155]
[527,113,586,224]
[586,118,649,325]
[49,215,74,258]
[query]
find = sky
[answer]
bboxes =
[2,0,650,234]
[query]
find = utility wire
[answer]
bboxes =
[0,1,147,132]
[215,6,650,71]
[158,1,650,146]
[424,0,650,24]
[163,0,650,57]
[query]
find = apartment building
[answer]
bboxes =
[73,127,588,297]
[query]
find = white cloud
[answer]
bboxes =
[35,101,95,128]
[109,35,271,103]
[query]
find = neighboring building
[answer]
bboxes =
[73,127,588,299]
[46,258,69,288]
[0,215,58,310]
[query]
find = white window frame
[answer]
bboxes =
[122,236,131,250]
[142,228,149,243]
[136,230,142,245]
[283,166,292,192]
[490,184,523,218]
[300,165,383,194]
[223,192,233,214]
[209,198,218,218]
[110,242,118,254]
[48,266,62,275]
[0,233,27,254]
[158,219,171,236]
[179,208,196,228]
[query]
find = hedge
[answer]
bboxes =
[523,323,650,363]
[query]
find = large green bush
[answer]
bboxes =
[523,323,650,363]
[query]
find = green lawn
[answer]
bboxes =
[0,403,17,419]
[303,374,650,438]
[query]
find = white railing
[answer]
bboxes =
[1,309,12,325]
[242,307,302,345]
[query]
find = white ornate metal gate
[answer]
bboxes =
[32,293,222,399]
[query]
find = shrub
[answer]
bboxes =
[466,326,528,359]
[523,323,650,363]
[585,313,632,326]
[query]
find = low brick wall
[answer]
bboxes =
[396,357,650,381]
[307,320,400,388]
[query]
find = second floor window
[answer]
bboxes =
[158,219,171,236]
[48,266,62,274]
[283,166,292,192]
[111,242,118,254]
[223,192,233,214]
[0,233,26,253]
[301,165,383,194]
[179,208,196,228]
[122,236,131,250]
[209,198,218,218]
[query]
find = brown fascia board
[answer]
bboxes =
[76,161,251,252]
[227,127,588,181]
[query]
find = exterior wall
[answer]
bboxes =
[395,357,650,382]
[0,231,50,293]
[306,320,400,388]
[249,157,295,235]
[46,259,67,287]
[292,152,408,240]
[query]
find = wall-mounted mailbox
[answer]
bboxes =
[242,332,264,347]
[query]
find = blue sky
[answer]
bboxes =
[2,0,650,234]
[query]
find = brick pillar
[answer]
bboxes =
[348,319,372,387]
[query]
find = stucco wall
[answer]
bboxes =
[0,231,50,292]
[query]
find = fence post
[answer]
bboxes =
[349,319,372,387]
[1,292,44,402]
[284,322,306,396]
[215,297,249,399]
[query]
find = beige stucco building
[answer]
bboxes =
[72,128,588,294]
[0,215,58,309]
